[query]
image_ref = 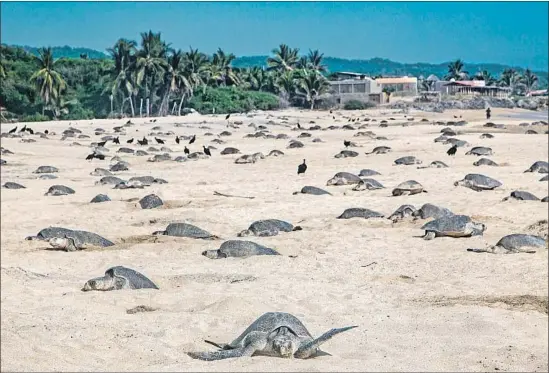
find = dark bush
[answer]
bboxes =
[343,99,376,110]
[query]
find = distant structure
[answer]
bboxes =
[375,77,418,97]
[328,77,383,104]
[527,89,548,97]
[422,75,511,97]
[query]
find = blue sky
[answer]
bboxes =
[1,1,548,70]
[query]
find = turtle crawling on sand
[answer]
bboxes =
[524,161,548,174]
[337,208,384,219]
[82,266,158,291]
[238,219,300,237]
[26,227,114,249]
[44,185,75,196]
[326,172,362,186]
[467,234,547,254]
[454,174,502,192]
[421,215,486,240]
[293,186,331,196]
[502,191,540,201]
[153,223,217,239]
[412,203,454,220]
[394,156,422,165]
[388,205,417,222]
[392,180,427,196]
[202,240,280,259]
[352,178,385,191]
[187,312,357,361]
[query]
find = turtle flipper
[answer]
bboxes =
[204,340,230,350]
[187,345,257,361]
[294,325,358,359]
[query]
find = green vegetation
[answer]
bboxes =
[1,37,547,122]
[343,100,376,110]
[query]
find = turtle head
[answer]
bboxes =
[270,327,299,358]
[82,275,115,291]
[202,249,227,259]
[48,235,78,251]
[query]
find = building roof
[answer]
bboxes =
[335,71,368,77]
[528,89,548,96]
[444,80,485,87]
[375,77,417,84]
[426,74,440,82]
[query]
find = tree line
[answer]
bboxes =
[0,31,543,121]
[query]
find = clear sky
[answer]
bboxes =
[1,1,548,70]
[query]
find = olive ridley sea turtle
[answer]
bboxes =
[82,266,159,291]
[467,234,547,254]
[421,215,486,240]
[202,240,280,259]
[454,174,502,191]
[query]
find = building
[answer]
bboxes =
[442,81,511,97]
[375,77,418,96]
[332,71,370,81]
[527,89,548,97]
[328,77,384,104]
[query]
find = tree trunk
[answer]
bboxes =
[146,98,150,117]
[310,99,315,110]
[139,98,143,117]
[178,93,186,116]
[171,102,177,115]
[129,96,135,117]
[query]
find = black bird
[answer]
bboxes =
[155,137,165,144]
[344,140,351,148]
[26,128,34,135]
[447,144,458,156]
[113,137,120,144]
[127,138,134,144]
[348,118,351,122]
[297,159,307,175]
[97,141,107,147]
[175,136,180,144]
[330,110,333,114]
[85,153,94,161]
[86,152,105,161]
[20,125,27,132]
[44,129,49,134]
[453,115,458,119]
[333,116,335,120]
[189,135,196,144]
[203,145,211,156]
[126,120,133,125]
[225,114,231,120]
[184,146,190,154]
[8,126,17,134]
[152,119,157,123]
[137,136,148,146]
[297,123,301,129]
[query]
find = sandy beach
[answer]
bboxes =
[1,107,547,372]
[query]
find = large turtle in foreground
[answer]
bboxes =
[26,227,114,250]
[202,240,280,259]
[153,223,217,239]
[187,312,357,361]
[454,174,502,191]
[467,234,547,254]
[238,219,301,237]
[421,215,486,240]
[392,180,427,196]
[82,266,159,291]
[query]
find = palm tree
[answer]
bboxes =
[274,70,297,99]
[295,70,331,110]
[445,59,469,81]
[0,60,5,79]
[267,44,299,72]
[107,38,137,116]
[157,49,191,116]
[498,68,519,87]
[29,47,67,116]
[135,30,169,115]
[521,68,538,94]
[474,70,496,86]
[210,48,239,86]
[306,49,327,72]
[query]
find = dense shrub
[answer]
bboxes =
[20,113,50,122]
[343,99,376,110]
[188,86,280,114]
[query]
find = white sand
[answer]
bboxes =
[1,107,547,372]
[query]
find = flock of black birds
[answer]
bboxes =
[8,125,34,135]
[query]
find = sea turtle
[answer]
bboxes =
[502,191,540,201]
[454,174,502,191]
[136,150,148,156]
[219,131,232,137]
[82,266,159,291]
[524,161,548,174]
[268,150,285,157]
[298,132,312,138]
[38,174,58,180]
[421,215,486,240]
[238,219,300,237]
[334,150,359,158]
[418,161,448,169]
[45,185,75,196]
[394,156,422,165]
[444,139,469,147]
[337,208,384,219]
[90,194,111,203]
[148,153,171,162]
[441,129,457,136]
[2,182,26,189]
[434,135,448,143]
[114,180,146,189]
[467,234,547,254]
[388,205,417,222]
[90,168,113,176]
[473,158,498,167]
[293,186,331,196]
[525,129,538,134]
[542,196,549,202]
[392,180,427,196]
[128,176,156,186]
[153,223,217,239]
[110,161,129,172]
[465,146,493,156]
[287,140,304,149]
[220,147,241,155]
[202,240,280,259]
[235,153,264,164]
[480,133,494,139]
[117,147,135,154]
[352,178,385,191]
[187,312,357,361]
[366,146,391,155]
[358,169,381,177]
[326,172,362,186]
[540,175,549,182]
[26,227,114,248]
[412,203,454,220]
[96,176,125,185]
[33,166,58,174]
[139,194,163,209]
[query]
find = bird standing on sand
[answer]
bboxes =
[344,140,351,148]
[26,127,34,135]
[8,126,17,134]
[85,152,105,161]
[175,136,180,144]
[184,146,190,154]
[127,138,134,144]
[189,135,196,144]
[447,145,458,156]
[137,136,148,146]
[297,159,307,175]
[203,145,211,156]
[44,129,49,134]
[20,125,27,132]
[155,137,165,144]
[113,137,120,144]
